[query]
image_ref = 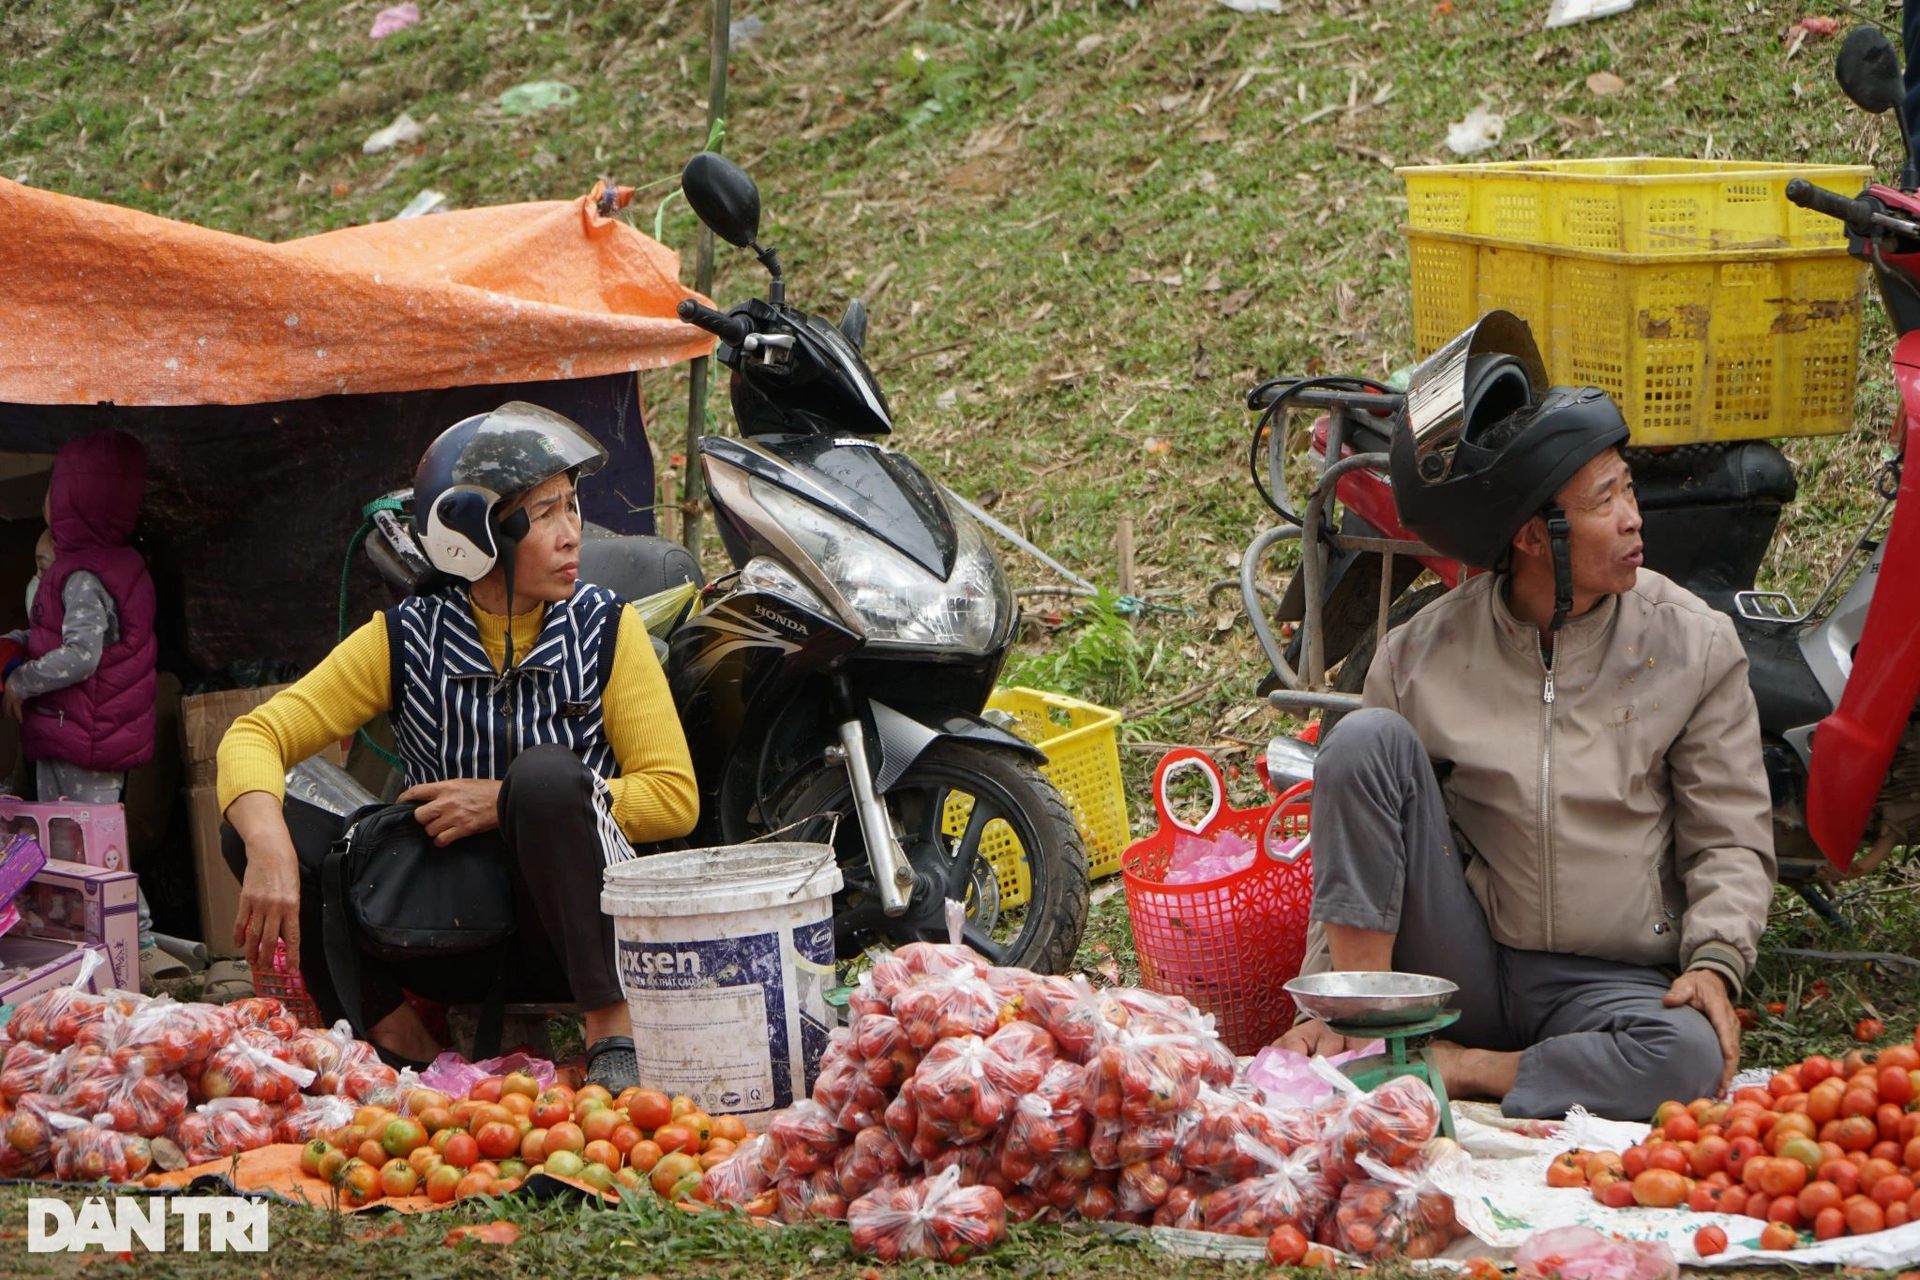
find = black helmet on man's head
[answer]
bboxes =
[414,402,608,582]
[1388,313,1629,630]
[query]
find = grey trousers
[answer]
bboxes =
[1307,708,1722,1121]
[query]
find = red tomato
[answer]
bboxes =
[1693,1226,1727,1257]
[474,1122,519,1161]
[1718,1186,1750,1216]
[441,1131,479,1170]
[1631,1170,1690,1208]
[1845,1197,1886,1235]
[1878,1066,1914,1107]
[1798,1180,1844,1219]
[1758,1222,1798,1251]
[1855,1018,1885,1043]
[1648,1145,1690,1175]
[1766,1194,1802,1227]
[1691,1136,1730,1177]
[1871,1174,1916,1210]
[1266,1225,1309,1266]
[1813,1206,1847,1241]
[1663,1112,1700,1143]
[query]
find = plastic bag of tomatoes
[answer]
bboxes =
[699,1134,773,1207]
[1177,1083,1308,1184]
[1322,1070,1441,1176]
[758,1099,846,1181]
[6,954,118,1048]
[1084,1031,1209,1131]
[903,1024,1055,1156]
[1,1091,66,1176]
[851,1012,920,1090]
[84,996,239,1076]
[893,970,1005,1049]
[1017,975,1106,1063]
[225,997,301,1040]
[997,1059,1089,1185]
[49,1112,154,1184]
[853,942,988,1017]
[170,1097,277,1165]
[287,1021,383,1095]
[812,1028,890,1132]
[198,1027,316,1104]
[1200,1140,1337,1239]
[776,1167,851,1222]
[0,1040,67,1103]
[58,1052,188,1138]
[849,1165,1009,1263]
[837,1125,911,1199]
[1332,1153,1465,1261]
[273,1093,358,1145]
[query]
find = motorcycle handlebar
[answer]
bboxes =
[1785,178,1879,230]
[677,299,753,347]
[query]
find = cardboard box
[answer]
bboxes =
[0,935,108,1007]
[0,832,46,910]
[179,685,345,955]
[0,799,128,871]
[18,860,140,992]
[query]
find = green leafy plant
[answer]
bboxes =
[1004,591,1156,709]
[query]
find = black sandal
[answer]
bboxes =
[584,1035,639,1092]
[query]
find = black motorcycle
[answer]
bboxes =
[366,154,1089,974]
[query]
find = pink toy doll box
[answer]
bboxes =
[0,798,129,871]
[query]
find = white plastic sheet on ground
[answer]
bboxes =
[1545,0,1635,28]
[1149,1096,1920,1268]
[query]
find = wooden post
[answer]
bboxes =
[681,0,732,559]
[1116,514,1137,600]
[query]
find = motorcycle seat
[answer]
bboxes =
[578,530,705,601]
[1624,440,1797,509]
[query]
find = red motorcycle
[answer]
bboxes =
[1246,27,1920,911]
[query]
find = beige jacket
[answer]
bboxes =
[1362,569,1775,991]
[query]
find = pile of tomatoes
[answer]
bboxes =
[1545,1023,1920,1254]
[701,941,1456,1267]
[301,1072,747,1207]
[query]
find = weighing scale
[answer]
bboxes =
[1284,972,1462,1141]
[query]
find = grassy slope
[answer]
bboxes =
[2,1,1918,1269]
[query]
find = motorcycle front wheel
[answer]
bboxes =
[771,740,1090,974]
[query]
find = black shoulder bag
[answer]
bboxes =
[320,801,518,1061]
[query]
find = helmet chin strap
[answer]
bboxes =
[1544,506,1574,632]
[494,507,531,676]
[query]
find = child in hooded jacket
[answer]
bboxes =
[3,431,164,977]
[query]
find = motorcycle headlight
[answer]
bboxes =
[740,555,829,615]
[748,477,1011,653]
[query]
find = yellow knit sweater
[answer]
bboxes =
[217,598,699,842]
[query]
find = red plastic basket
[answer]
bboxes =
[1121,750,1313,1055]
[255,939,325,1028]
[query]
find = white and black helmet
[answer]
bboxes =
[413,402,608,581]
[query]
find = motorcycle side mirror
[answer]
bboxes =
[681,151,761,248]
[839,299,869,352]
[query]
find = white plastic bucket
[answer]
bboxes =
[601,842,842,1125]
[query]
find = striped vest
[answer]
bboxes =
[389,584,623,788]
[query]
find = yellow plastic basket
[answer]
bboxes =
[1399,159,1872,446]
[941,687,1128,911]
[1402,158,1869,254]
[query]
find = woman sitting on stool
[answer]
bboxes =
[217,403,698,1090]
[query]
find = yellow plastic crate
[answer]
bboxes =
[1405,231,1866,445]
[941,687,1128,911]
[1401,158,1870,255]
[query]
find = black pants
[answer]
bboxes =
[222,745,631,1028]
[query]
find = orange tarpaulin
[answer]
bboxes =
[0,179,715,407]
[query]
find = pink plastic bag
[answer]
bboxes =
[1515,1225,1678,1280]
[1165,829,1258,885]
[415,1050,554,1099]
[369,4,420,40]
[1243,1042,1386,1107]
